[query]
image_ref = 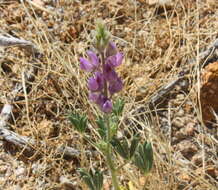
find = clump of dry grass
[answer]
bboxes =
[0,0,217,189]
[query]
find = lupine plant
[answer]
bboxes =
[69,22,153,190]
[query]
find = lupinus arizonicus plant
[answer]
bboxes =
[69,22,153,190]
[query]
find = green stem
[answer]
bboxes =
[105,114,120,190]
[100,47,119,190]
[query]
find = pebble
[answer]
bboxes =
[191,152,203,166]
[172,117,185,129]
[176,140,198,160]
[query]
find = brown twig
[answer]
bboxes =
[0,35,39,56]
[0,36,80,160]
[149,38,218,110]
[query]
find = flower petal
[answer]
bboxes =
[106,52,123,67]
[88,72,104,92]
[87,50,99,67]
[101,100,112,113]
[109,77,123,95]
[80,57,93,72]
[103,63,118,82]
[106,42,117,57]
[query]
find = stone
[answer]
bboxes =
[200,62,218,124]
[191,152,203,166]
[176,140,198,160]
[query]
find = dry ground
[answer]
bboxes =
[0,0,217,189]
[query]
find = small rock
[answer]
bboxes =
[206,167,218,178]
[175,130,186,140]
[191,152,203,166]
[177,172,191,183]
[147,0,172,6]
[195,166,218,179]
[184,122,195,136]
[60,176,76,189]
[172,117,185,129]
[15,167,26,178]
[200,62,218,124]
[176,140,198,159]
[176,109,185,117]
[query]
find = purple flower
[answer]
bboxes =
[89,93,112,113]
[103,63,118,82]
[106,53,123,67]
[80,50,99,72]
[106,42,117,57]
[88,72,104,92]
[101,100,112,113]
[109,77,123,95]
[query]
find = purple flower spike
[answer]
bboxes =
[87,51,99,67]
[88,72,104,92]
[80,58,94,72]
[106,52,123,67]
[103,63,118,82]
[80,51,99,72]
[109,77,123,95]
[106,42,117,57]
[101,100,113,113]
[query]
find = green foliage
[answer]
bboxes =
[78,168,103,190]
[68,112,87,133]
[111,134,140,160]
[129,133,140,158]
[95,21,110,51]
[112,98,125,117]
[96,140,108,153]
[111,137,129,160]
[96,116,118,140]
[96,116,107,140]
[133,141,153,175]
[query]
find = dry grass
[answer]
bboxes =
[0,0,218,189]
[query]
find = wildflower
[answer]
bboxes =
[101,100,112,113]
[106,42,117,57]
[80,38,123,113]
[88,72,104,92]
[106,52,123,67]
[103,63,118,82]
[89,93,112,113]
[80,50,99,72]
[109,77,123,95]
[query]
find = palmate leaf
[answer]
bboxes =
[96,116,107,139]
[68,112,87,133]
[111,134,140,160]
[78,168,103,190]
[112,98,125,117]
[111,137,130,160]
[129,133,140,158]
[133,142,153,174]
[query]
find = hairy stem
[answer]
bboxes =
[105,114,120,190]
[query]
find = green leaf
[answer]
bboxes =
[129,134,140,158]
[96,116,107,139]
[96,140,107,154]
[133,141,153,174]
[110,121,118,139]
[144,142,153,172]
[78,169,95,190]
[112,98,125,117]
[93,170,103,190]
[111,138,130,160]
[78,168,103,190]
[68,112,87,133]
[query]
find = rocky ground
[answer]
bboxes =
[0,0,218,189]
